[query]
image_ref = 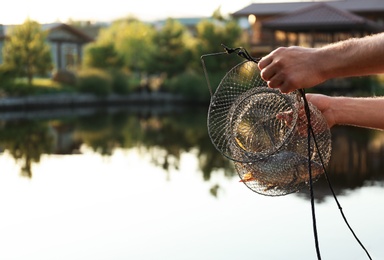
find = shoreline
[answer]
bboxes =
[0,92,186,110]
[0,92,208,121]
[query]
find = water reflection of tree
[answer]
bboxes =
[71,106,234,181]
[2,108,384,198]
[0,108,232,183]
[74,111,129,155]
[138,108,233,177]
[0,120,54,177]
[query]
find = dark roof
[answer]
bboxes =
[233,2,317,17]
[331,0,384,13]
[44,23,94,42]
[232,0,384,17]
[263,3,383,32]
[1,23,94,43]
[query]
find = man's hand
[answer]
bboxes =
[258,46,325,93]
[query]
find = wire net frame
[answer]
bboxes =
[206,59,332,196]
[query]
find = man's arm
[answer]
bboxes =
[258,33,384,93]
[307,94,384,130]
[319,33,384,80]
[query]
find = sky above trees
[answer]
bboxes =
[1,0,297,24]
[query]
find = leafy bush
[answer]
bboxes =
[127,75,142,91]
[0,64,17,83]
[0,77,74,96]
[52,69,77,85]
[0,81,31,96]
[109,69,131,94]
[164,71,211,102]
[83,43,124,69]
[77,69,112,96]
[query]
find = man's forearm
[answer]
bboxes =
[332,96,384,130]
[318,33,384,81]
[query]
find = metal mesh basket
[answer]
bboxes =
[207,60,332,196]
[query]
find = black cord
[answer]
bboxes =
[299,89,372,260]
[299,89,322,260]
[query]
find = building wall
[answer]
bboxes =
[0,24,91,71]
[0,25,4,64]
[247,9,384,56]
[0,41,3,64]
[50,41,82,71]
[48,28,87,70]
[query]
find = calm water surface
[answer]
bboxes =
[0,106,383,260]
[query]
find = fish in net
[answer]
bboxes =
[206,59,332,196]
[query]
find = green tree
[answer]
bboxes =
[2,19,52,86]
[83,43,124,69]
[96,18,155,73]
[212,6,225,22]
[147,18,192,78]
[194,19,243,74]
[191,18,244,97]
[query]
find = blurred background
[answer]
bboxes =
[0,0,384,259]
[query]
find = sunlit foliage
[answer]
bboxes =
[2,19,52,86]
[83,43,124,69]
[194,19,243,73]
[96,17,155,73]
[146,18,192,78]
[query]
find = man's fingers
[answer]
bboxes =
[260,66,276,82]
[258,56,272,70]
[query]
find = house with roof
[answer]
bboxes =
[232,0,384,55]
[0,23,94,71]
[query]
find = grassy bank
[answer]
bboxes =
[1,73,383,103]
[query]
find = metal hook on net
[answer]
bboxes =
[221,44,261,63]
[200,44,260,97]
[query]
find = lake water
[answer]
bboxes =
[0,105,383,260]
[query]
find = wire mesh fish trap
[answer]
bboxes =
[207,60,332,196]
[202,46,373,260]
